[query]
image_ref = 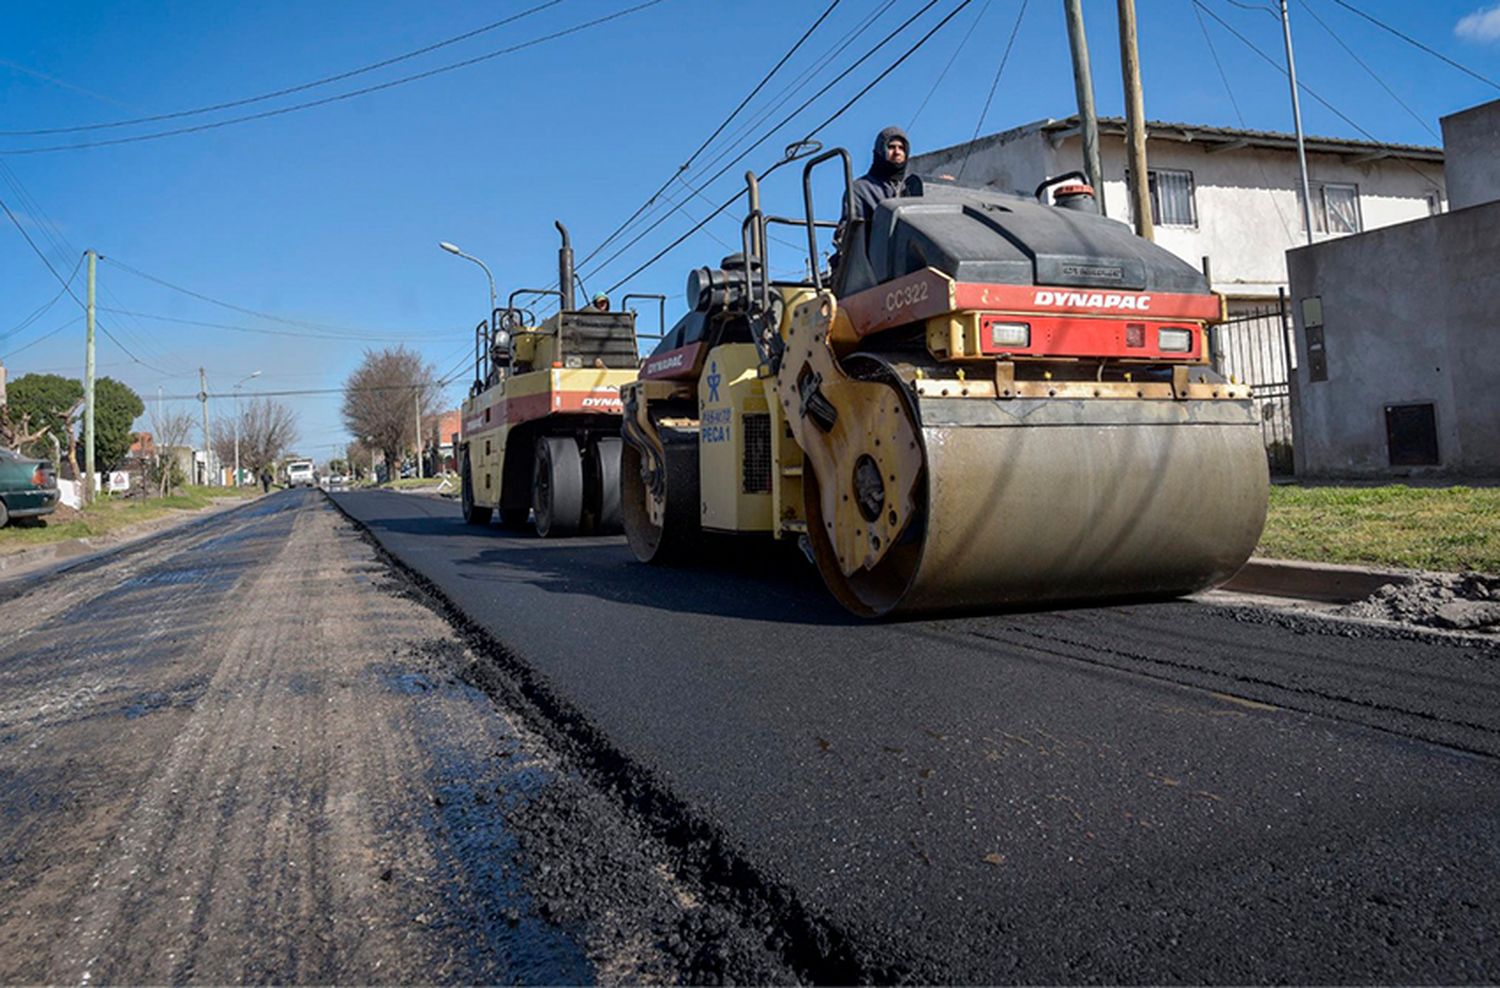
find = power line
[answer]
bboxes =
[1189,0,1297,243]
[584,0,960,289]
[1192,0,1443,191]
[0,1,667,155]
[1,254,82,342]
[96,307,468,343]
[909,0,995,130]
[0,1,563,137]
[602,0,976,294]
[0,316,79,361]
[580,0,842,269]
[1297,0,1439,140]
[957,0,1029,182]
[1323,0,1500,91]
[102,259,456,338]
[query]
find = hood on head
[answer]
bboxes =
[870,125,909,181]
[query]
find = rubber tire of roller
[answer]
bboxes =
[621,438,700,563]
[591,438,623,535]
[460,453,491,526]
[533,436,583,538]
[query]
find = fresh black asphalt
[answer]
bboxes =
[334,489,1500,984]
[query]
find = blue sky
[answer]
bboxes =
[3,0,1499,461]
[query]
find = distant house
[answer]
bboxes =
[912,116,1446,310]
[430,409,462,474]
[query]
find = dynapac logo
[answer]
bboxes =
[645,352,686,375]
[1033,290,1152,311]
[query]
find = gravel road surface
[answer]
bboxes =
[332,488,1500,984]
[0,490,788,984]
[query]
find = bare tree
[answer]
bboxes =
[340,347,438,477]
[148,404,197,496]
[234,398,299,480]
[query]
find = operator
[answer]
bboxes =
[833,126,909,264]
[591,292,610,312]
[850,126,909,225]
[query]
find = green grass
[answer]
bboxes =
[0,484,257,554]
[1258,484,1500,573]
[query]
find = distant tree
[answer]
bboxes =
[5,373,82,460]
[94,377,144,471]
[340,347,438,478]
[217,398,299,480]
[147,404,196,496]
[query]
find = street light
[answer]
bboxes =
[438,241,497,311]
[233,370,261,488]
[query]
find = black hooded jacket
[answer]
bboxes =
[846,126,909,229]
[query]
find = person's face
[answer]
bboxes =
[885,138,907,166]
[593,299,607,310]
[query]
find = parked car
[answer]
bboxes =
[0,448,59,527]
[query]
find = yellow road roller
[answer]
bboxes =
[458,223,651,537]
[619,153,1268,616]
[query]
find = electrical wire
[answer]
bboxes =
[583,0,961,289]
[1,254,82,342]
[0,1,667,155]
[0,316,80,361]
[1324,0,1500,91]
[909,0,995,130]
[956,0,1029,182]
[102,259,454,338]
[1297,0,1439,140]
[1189,0,1296,243]
[581,0,842,268]
[96,308,468,343]
[0,1,563,136]
[601,0,976,294]
[1192,0,1444,191]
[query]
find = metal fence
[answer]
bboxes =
[1212,295,1295,476]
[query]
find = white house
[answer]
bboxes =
[912,116,1446,309]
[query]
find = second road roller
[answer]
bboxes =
[619,150,1269,617]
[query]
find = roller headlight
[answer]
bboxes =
[990,322,1030,348]
[1158,327,1193,352]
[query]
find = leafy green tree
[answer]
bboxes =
[94,377,145,471]
[5,373,83,458]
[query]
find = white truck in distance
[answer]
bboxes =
[285,460,316,488]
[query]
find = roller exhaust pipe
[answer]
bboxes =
[556,220,575,312]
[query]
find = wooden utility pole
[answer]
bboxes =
[199,367,211,486]
[1063,0,1106,213]
[1117,0,1153,241]
[1280,0,1315,244]
[413,390,424,480]
[84,249,96,503]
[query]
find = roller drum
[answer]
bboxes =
[808,395,1269,617]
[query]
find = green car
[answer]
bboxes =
[0,448,59,527]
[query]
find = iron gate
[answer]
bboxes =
[1212,293,1295,476]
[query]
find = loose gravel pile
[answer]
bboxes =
[1341,572,1500,632]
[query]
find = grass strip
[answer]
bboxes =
[0,485,257,554]
[1258,484,1499,573]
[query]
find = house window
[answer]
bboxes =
[1425,191,1443,216]
[1148,168,1197,227]
[1311,182,1362,234]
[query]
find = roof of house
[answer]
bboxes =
[919,116,1445,165]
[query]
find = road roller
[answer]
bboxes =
[619,151,1269,616]
[458,222,654,537]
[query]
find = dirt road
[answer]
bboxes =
[0,491,786,984]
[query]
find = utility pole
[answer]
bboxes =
[1064,0,1106,213]
[198,367,211,486]
[84,249,96,504]
[413,390,424,480]
[1281,0,1315,244]
[1116,0,1153,241]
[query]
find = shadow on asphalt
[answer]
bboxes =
[353,507,864,627]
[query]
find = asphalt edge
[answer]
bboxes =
[323,491,895,985]
[1222,557,1416,603]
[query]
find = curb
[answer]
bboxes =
[1221,557,1415,604]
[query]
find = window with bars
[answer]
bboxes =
[1310,182,1362,235]
[1147,168,1197,227]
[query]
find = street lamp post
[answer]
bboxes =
[439,241,498,312]
[233,370,261,487]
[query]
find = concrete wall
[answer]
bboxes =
[913,128,1443,301]
[1286,200,1500,478]
[1440,98,1500,210]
